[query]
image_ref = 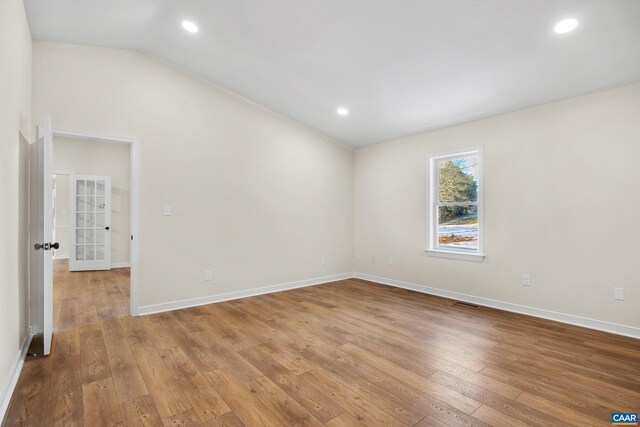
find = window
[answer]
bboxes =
[428,147,484,261]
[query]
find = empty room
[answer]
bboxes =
[1,0,639,426]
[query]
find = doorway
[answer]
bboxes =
[51,129,139,316]
[51,136,132,324]
[29,121,140,357]
[52,137,130,272]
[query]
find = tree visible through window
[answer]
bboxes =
[429,149,483,255]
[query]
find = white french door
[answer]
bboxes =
[69,175,112,271]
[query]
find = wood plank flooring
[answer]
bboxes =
[3,260,640,426]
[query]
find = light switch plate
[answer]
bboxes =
[163,205,171,216]
[614,287,624,300]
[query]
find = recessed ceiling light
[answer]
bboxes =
[337,107,349,116]
[182,20,198,33]
[554,18,578,34]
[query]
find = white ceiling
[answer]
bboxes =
[24,0,640,147]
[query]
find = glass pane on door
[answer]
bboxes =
[96,196,105,211]
[86,245,95,261]
[87,180,96,196]
[85,229,95,245]
[96,245,105,260]
[76,180,86,196]
[76,213,85,227]
[76,245,85,261]
[86,196,95,212]
[76,196,86,212]
[95,213,104,228]
[86,213,95,228]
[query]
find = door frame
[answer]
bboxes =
[52,128,140,316]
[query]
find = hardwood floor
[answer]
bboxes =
[4,260,640,426]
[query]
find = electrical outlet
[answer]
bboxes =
[163,205,172,216]
[370,256,376,263]
[321,257,326,265]
[389,257,394,266]
[614,287,624,300]
[522,274,531,286]
[204,271,212,281]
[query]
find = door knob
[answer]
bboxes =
[34,242,59,251]
[105,226,110,230]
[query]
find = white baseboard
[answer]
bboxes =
[0,327,33,423]
[354,273,640,340]
[111,262,130,269]
[52,260,129,269]
[138,272,355,316]
[52,258,129,269]
[136,269,639,339]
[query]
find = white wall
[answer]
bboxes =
[29,42,639,333]
[32,42,354,309]
[0,0,32,415]
[354,83,640,330]
[53,137,131,266]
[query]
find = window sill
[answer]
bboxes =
[425,249,485,262]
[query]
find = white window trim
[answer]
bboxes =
[426,146,485,262]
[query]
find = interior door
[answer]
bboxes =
[69,175,112,271]
[34,116,55,356]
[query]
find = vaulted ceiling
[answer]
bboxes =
[24,0,640,147]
